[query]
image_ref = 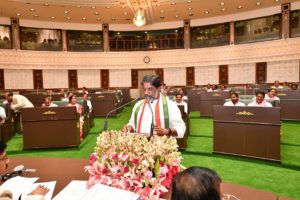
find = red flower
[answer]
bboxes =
[132,158,139,165]
[112,154,118,160]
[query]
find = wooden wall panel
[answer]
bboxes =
[186,67,195,86]
[219,65,228,85]
[0,69,4,90]
[68,70,78,89]
[131,69,138,89]
[156,68,164,84]
[33,70,43,89]
[256,62,267,84]
[101,69,109,88]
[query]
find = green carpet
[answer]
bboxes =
[6,108,300,199]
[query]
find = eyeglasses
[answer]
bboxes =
[0,156,9,162]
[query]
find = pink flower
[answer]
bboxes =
[120,154,129,162]
[160,165,169,176]
[124,167,129,173]
[144,170,153,179]
[89,153,97,165]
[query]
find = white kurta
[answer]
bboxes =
[264,95,280,102]
[248,101,273,107]
[128,95,186,138]
[224,101,245,106]
[11,95,34,111]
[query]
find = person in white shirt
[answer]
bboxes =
[248,91,273,107]
[175,94,188,114]
[5,93,34,112]
[41,97,58,107]
[122,75,186,138]
[82,93,92,113]
[0,107,6,124]
[224,92,245,106]
[271,80,283,89]
[265,88,280,101]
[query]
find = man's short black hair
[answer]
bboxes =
[256,91,265,97]
[268,88,277,93]
[171,167,221,200]
[0,141,7,154]
[7,92,13,97]
[141,75,162,88]
[230,91,239,98]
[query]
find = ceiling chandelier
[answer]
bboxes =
[133,8,146,27]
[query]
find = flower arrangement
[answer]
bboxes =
[85,131,183,200]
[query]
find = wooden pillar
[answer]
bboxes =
[219,65,228,85]
[62,30,67,51]
[101,69,109,88]
[230,21,235,45]
[183,20,190,49]
[256,62,267,84]
[281,3,291,39]
[186,67,195,86]
[11,18,20,50]
[102,24,110,52]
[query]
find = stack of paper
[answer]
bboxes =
[0,176,56,200]
[53,180,140,200]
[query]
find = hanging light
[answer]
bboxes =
[133,8,146,26]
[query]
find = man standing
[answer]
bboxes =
[224,92,245,106]
[248,91,273,107]
[123,75,186,138]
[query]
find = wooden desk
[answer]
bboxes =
[22,107,80,149]
[90,92,119,117]
[213,106,281,162]
[4,157,283,199]
[199,92,230,117]
[277,90,300,121]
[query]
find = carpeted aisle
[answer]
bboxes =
[6,106,300,199]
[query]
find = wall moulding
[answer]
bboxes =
[0,38,300,70]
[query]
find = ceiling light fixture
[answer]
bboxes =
[256,2,261,6]
[95,12,99,15]
[220,2,225,6]
[221,8,226,11]
[82,17,87,20]
[16,13,21,16]
[133,8,146,27]
[64,11,69,14]
[205,11,209,14]
[51,16,55,19]
[33,14,39,17]
[91,6,96,9]
[106,6,111,9]
[237,5,243,9]
[124,12,128,15]
[67,17,71,20]
[29,8,35,12]
[43,3,49,6]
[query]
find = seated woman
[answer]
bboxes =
[67,95,83,141]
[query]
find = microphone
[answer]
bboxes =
[0,165,36,181]
[145,96,155,137]
[103,97,141,131]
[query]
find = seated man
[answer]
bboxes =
[271,80,283,89]
[122,75,186,138]
[291,84,298,90]
[175,94,188,114]
[171,167,222,200]
[265,88,280,101]
[41,97,58,107]
[220,85,229,91]
[224,92,245,106]
[248,91,273,107]
[0,141,49,200]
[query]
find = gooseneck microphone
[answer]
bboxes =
[103,97,141,131]
[145,96,155,137]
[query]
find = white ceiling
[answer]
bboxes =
[0,0,299,25]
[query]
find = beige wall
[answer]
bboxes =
[43,69,68,89]
[195,66,219,85]
[109,69,131,87]
[229,63,256,84]
[164,67,186,86]
[4,69,33,89]
[77,69,101,88]
[267,60,300,83]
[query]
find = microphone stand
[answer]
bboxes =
[103,97,140,132]
[145,97,154,137]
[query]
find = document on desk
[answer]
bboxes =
[0,176,56,200]
[53,180,140,200]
